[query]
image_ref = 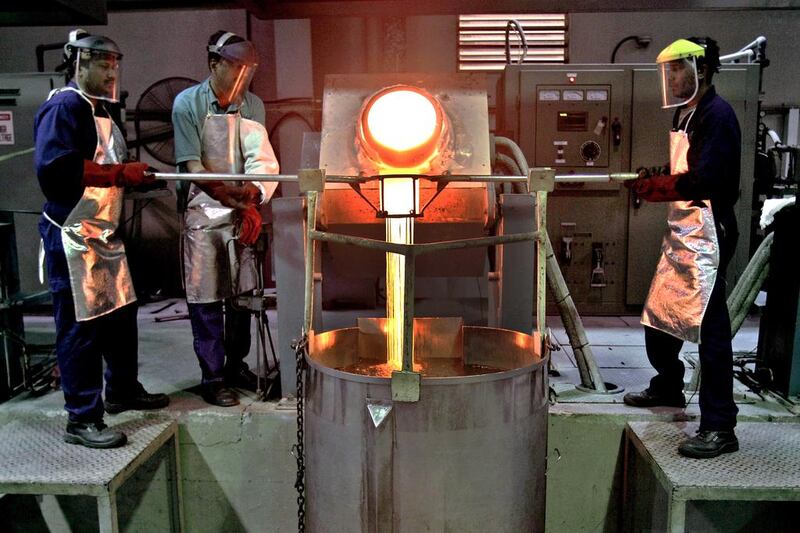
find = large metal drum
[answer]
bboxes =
[305,318,549,532]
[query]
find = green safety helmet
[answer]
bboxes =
[656,39,705,64]
[656,39,704,109]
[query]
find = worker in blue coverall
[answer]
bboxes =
[622,37,740,458]
[35,30,169,448]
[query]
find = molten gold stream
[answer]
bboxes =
[381,177,417,370]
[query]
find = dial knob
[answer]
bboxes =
[580,141,601,162]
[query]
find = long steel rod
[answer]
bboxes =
[151,171,637,184]
[402,253,415,373]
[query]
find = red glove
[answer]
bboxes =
[238,183,262,206]
[82,160,153,188]
[238,205,262,246]
[199,182,261,209]
[625,169,683,202]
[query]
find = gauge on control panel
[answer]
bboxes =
[586,89,608,101]
[538,90,560,101]
[562,89,584,101]
[580,140,601,162]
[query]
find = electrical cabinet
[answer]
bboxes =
[0,73,65,296]
[499,64,760,314]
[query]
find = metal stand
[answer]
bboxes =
[232,229,280,401]
[0,417,184,533]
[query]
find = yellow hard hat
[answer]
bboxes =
[656,39,705,64]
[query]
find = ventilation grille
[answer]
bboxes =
[458,14,568,71]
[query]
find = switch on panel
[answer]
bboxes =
[590,242,607,288]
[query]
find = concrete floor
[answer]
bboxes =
[2,299,799,532]
[5,298,795,421]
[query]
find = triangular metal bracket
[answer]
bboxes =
[366,399,394,429]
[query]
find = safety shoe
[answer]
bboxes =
[64,421,127,449]
[678,430,739,459]
[105,388,170,414]
[201,381,240,407]
[623,389,686,408]
[225,367,259,392]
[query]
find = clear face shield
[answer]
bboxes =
[658,57,699,109]
[76,50,122,103]
[212,41,258,107]
[216,60,257,107]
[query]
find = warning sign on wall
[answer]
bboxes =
[0,111,14,145]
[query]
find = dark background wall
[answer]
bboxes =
[0,7,796,298]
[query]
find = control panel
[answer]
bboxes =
[498,64,759,315]
[535,85,612,168]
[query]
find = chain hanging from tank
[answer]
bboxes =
[291,334,308,532]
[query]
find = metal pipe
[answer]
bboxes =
[309,230,410,255]
[495,136,531,174]
[728,232,773,336]
[152,171,637,185]
[309,229,540,256]
[402,253,415,373]
[720,49,754,63]
[535,191,547,339]
[544,233,607,391]
[153,172,302,182]
[495,153,521,176]
[303,192,319,334]
[556,173,637,183]
[413,232,540,256]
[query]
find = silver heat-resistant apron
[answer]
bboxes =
[47,87,136,321]
[641,110,719,343]
[182,113,258,303]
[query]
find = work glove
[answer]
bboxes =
[238,182,263,205]
[82,160,154,188]
[200,182,262,209]
[128,167,168,192]
[625,167,683,202]
[238,205,262,246]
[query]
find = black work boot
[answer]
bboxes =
[678,430,739,459]
[105,385,170,414]
[224,366,259,392]
[201,381,240,407]
[623,388,686,408]
[64,421,127,449]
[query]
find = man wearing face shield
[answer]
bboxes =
[34,30,170,448]
[172,31,279,406]
[621,38,741,458]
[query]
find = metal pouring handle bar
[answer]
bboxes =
[152,172,303,182]
[150,172,638,184]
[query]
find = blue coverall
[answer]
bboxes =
[645,85,741,432]
[34,82,140,423]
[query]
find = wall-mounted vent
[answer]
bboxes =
[458,14,568,72]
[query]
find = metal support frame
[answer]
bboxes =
[299,170,547,403]
[494,194,536,334]
[153,168,633,396]
[273,197,307,398]
[0,418,183,533]
[625,421,800,532]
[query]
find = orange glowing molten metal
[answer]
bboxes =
[359,86,445,370]
[383,177,417,370]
